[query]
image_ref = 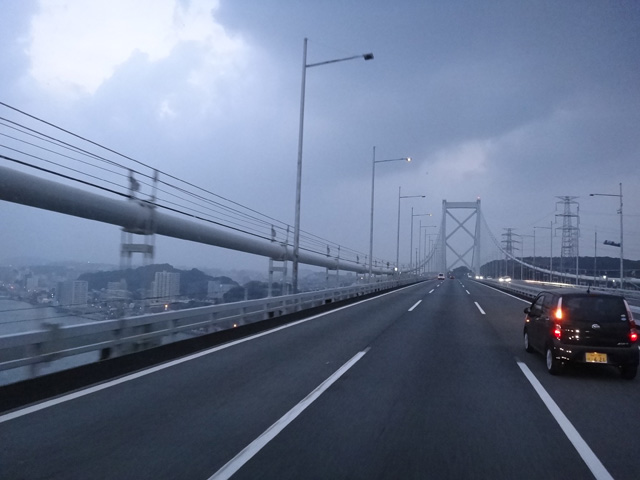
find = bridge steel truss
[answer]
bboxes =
[439,199,481,274]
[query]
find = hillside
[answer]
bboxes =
[78,264,238,299]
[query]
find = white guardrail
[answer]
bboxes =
[0,278,418,380]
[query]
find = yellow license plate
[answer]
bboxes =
[585,352,607,363]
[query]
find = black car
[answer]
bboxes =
[523,288,639,379]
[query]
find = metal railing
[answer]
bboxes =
[0,277,418,381]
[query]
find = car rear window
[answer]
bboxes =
[562,295,628,323]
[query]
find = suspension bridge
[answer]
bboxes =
[2,104,640,480]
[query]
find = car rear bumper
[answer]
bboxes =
[552,342,639,367]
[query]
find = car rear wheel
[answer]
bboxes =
[620,364,637,380]
[524,329,534,353]
[545,345,561,375]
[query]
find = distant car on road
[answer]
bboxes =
[437,273,445,280]
[498,276,511,282]
[523,288,639,379]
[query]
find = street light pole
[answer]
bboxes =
[519,234,534,280]
[369,148,411,279]
[594,228,597,284]
[425,233,438,275]
[590,183,624,288]
[535,222,553,281]
[410,208,431,270]
[293,38,373,293]
[419,224,436,275]
[396,187,425,269]
[532,228,536,279]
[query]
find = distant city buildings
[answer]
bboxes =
[56,280,89,307]
[26,275,40,291]
[151,271,180,303]
[107,280,128,300]
[0,262,367,311]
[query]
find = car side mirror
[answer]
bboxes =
[524,307,531,315]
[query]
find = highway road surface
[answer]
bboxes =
[1,278,639,479]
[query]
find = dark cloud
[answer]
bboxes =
[1,0,639,270]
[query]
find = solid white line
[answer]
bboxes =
[208,349,369,480]
[517,362,613,480]
[0,284,419,424]
[474,302,486,315]
[408,300,422,312]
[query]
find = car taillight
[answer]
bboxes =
[553,324,562,340]
[630,329,638,343]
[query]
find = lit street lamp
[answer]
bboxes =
[293,38,373,292]
[590,183,624,288]
[397,187,425,268]
[369,147,411,278]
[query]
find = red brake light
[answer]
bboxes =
[624,301,636,342]
[553,324,562,340]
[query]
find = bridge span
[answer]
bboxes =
[3,279,639,479]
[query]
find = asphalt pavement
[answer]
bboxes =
[1,279,638,479]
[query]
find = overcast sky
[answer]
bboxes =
[1,0,639,274]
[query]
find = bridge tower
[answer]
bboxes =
[120,170,157,269]
[439,199,482,274]
[268,226,290,296]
